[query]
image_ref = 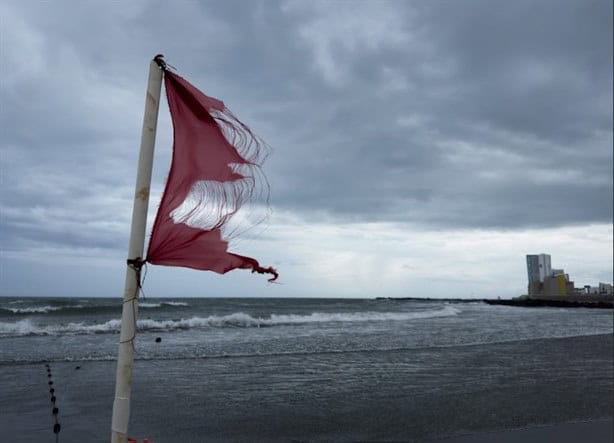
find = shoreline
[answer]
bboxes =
[2,332,611,366]
[429,418,613,443]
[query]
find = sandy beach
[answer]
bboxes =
[1,332,611,442]
[430,419,612,442]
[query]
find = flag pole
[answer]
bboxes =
[111,55,164,443]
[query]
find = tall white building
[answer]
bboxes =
[526,254,552,283]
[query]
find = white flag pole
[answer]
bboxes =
[111,55,164,443]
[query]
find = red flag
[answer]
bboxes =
[146,69,277,281]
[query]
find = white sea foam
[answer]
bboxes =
[5,306,64,314]
[140,303,163,308]
[0,318,122,336]
[0,319,39,335]
[2,301,188,313]
[135,307,460,330]
[0,307,458,336]
[140,301,189,308]
[268,307,460,325]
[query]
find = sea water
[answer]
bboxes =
[0,297,611,364]
[0,297,612,441]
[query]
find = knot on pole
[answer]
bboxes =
[121,257,147,346]
[153,53,176,72]
[126,257,145,272]
[153,54,166,70]
[127,257,146,290]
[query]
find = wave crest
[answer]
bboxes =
[1,306,65,314]
[0,307,458,337]
[140,302,189,308]
[0,319,121,336]
[1,301,189,315]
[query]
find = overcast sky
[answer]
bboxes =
[1,0,612,298]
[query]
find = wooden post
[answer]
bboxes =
[111,55,164,443]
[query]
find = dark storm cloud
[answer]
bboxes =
[419,0,612,143]
[0,0,612,258]
[264,0,613,228]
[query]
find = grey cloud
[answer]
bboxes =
[0,0,611,261]
[262,0,612,227]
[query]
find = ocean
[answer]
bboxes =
[0,297,612,442]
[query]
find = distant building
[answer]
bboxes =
[527,254,554,296]
[526,254,551,283]
[598,283,613,295]
[526,254,573,297]
[542,274,574,296]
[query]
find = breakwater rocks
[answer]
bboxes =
[485,298,614,309]
[375,296,613,309]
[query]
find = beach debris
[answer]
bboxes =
[155,337,161,343]
[75,365,81,370]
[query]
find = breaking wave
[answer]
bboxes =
[0,301,188,315]
[140,302,189,308]
[0,319,122,336]
[1,306,65,314]
[0,307,459,337]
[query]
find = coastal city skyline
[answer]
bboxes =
[1,0,612,298]
[525,253,612,298]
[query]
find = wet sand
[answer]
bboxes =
[1,333,611,442]
[429,419,612,442]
